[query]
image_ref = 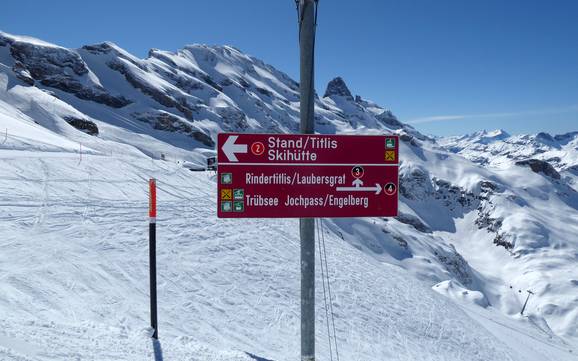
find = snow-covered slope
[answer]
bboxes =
[1,31,578,360]
[439,129,578,171]
[0,153,576,361]
[0,31,418,165]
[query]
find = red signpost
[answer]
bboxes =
[148,179,158,339]
[149,179,157,220]
[217,133,399,218]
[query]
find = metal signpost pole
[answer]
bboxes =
[520,290,534,315]
[299,1,316,360]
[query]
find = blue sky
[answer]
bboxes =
[1,0,577,136]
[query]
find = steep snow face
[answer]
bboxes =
[439,129,578,172]
[0,31,419,162]
[0,32,131,108]
[397,137,578,339]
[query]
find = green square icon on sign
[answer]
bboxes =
[386,138,396,149]
[221,173,232,185]
[233,201,244,212]
[233,189,244,200]
[221,201,232,212]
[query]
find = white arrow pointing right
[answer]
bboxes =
[222,135,248,162]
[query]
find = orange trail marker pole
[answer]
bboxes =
[149,178,158,339]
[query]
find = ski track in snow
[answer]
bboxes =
[0,153,576,360]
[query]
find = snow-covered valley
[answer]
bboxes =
[0,31,577,360]
[1,153,576,361]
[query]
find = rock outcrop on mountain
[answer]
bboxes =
[1,33,131,108]
[323,76,353,99]
[515,159,561,180]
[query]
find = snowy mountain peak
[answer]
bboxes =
[484,128,510,138]
[82,41,139,61]
[0,31,63,49]
[460,129,511,143]
[323,76,353,99]
[554,131,578,142]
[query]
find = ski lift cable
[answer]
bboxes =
[319,218,340,361]
[316,218,334,361]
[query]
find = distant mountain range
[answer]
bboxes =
[439,129,578,174]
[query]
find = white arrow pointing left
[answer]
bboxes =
[222,135,248,162]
